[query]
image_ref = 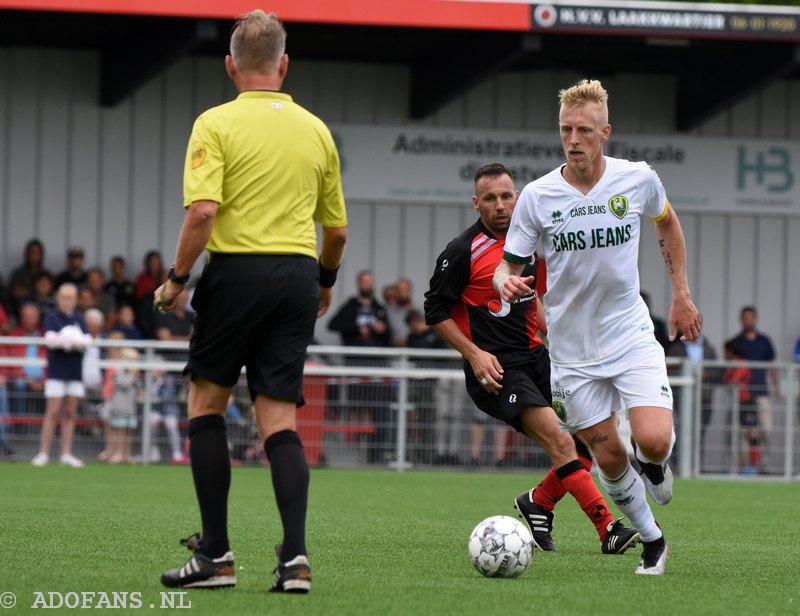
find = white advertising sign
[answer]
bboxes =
[331,124,800,215]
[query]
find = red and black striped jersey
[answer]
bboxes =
[424,219,541,367]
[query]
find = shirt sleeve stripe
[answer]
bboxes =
[649,198,670,222]
[503,251,530,265]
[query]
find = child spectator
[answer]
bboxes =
[723,340,759,475]
[149,359,184,463]
[103,347,140,464]
[114,305,143,340]
[96,331,124,460]
[82,309,105,427]
[32,283,89,468]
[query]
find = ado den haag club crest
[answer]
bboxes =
[608,195,628,219]
[552,401,567,422]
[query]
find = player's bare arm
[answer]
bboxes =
[535,294,547,335]
[654,204,700,342]
[493,259,534,303]
[432,318,504,395]
[154,200,218,312]
[318,225,348,318]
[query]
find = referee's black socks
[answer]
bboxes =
[265,430,310,563]
[188,414,231,559]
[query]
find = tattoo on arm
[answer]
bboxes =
[589,434,608,444]
[659,239,675,274]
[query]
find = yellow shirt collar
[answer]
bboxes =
[237,91,293,102]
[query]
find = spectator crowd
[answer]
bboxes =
[0,240,796,472]
[0,241,194,464]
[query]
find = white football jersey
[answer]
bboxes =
[504,156,668,367]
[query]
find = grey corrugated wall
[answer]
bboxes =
[1,48,799,356]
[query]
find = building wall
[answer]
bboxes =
[1,47,799,357]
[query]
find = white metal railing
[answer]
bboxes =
[0,336,797,479]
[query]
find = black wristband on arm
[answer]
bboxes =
[167,264,190,285]
[318,259,339,288]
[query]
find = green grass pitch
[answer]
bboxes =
[1,464,798,615]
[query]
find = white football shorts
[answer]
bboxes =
[550,338,672,432]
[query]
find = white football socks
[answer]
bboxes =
[599,463,662,542]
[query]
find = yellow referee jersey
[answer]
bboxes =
[183,90,347,258]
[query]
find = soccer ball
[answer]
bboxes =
[468,515,533,578]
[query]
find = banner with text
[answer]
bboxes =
[331,125,799,216]
[528,2,800,42]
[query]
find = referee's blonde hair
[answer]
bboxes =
[230,9,286,72]
[558,79,609,126]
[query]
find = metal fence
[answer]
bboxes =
[668,357,799,480]
[1,336,798,480]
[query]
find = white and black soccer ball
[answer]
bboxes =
[468,515,533,578]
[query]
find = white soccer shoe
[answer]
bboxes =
[31,452,50,466]
[642,463,673,505]
[635,539,669,575]
[59,453,85,468]
[631,440,674,505]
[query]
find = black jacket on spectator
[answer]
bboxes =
[328,297,392,347]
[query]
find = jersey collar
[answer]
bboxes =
[475,219,499,241]
[237,90,293,102]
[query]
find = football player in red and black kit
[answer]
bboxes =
[424,163,638,554]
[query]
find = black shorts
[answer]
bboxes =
[185,254,319,405]
[465,346,552,433]
[740,407,758,428]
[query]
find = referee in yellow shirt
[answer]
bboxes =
[156,10,348,594]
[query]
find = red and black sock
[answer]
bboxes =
[556,460,616,542]
[533,444,594,510]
